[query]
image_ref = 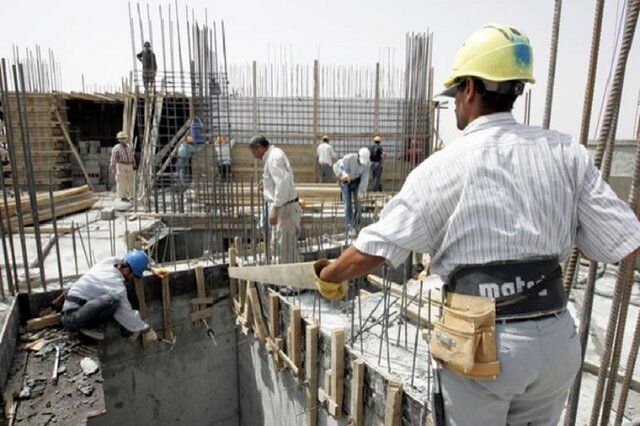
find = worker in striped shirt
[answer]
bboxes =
[314,24,640,425]
[110,131,136,202]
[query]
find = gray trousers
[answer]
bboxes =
[62,294,119,332]
[318,163,334,183]
[272,202,301,264]
[440,310,581,425]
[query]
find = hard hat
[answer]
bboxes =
[116,131,127,140]
[442,24,535,92]
[322,135,329,142]
[374,136,381,143]
[123,251,150,278]
[186,135,193,144]
[358,147,371,165]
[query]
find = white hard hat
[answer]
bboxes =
[358,147,371,165]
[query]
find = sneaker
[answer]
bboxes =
[79,327,105,341]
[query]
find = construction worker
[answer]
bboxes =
[249,135,301,264]
[110,131,135,202]
[136,41,157,93]
[61,251,164,342]
[316,135,338,183]
[333,147,370,236]
[369,135,385,191]
[215,135,236,181]
[314,24,640,425]
[176,134,204,188]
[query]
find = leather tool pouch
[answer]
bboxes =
[430,293,500,380]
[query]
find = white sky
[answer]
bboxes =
[1,0,639,144]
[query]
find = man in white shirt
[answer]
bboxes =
[61,251,162,343]
[316,135,338,183]
[333,147,371,235]
[215,135,236,181]
[249,135,301,264]
[314,24,640,425]
[110,131,136,202]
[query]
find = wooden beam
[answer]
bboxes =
[350,359,365,426]
[190,307,214,322]
[305,324,319,426]
[190,297,214,305]
[26,313,61,331]
[133,278,148,319]
[289,306,302,370]
[54,108,94,191]
[161,276,173,340]
[248,287,268,343]
[228,262,318,290]
[194,265,207,327]
[330,329,345,418]
[384,379,403,426]
[229,248,239,309]
[269,292,279,338]
[239,280,248,314]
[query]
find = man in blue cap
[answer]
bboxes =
[61,251,164,342]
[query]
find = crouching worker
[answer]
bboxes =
[61,251,161,344]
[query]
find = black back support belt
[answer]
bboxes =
[447,258,567,320]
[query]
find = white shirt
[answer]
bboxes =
[262,145,298,207]
[355,112,640,278]
[317,142,338,165]
[333,153,370,195]
[63,257,148,332]
[215,139,236,164]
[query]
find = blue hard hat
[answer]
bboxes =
[123,251,150,278]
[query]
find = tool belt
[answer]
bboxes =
[283,197,299,206]
[430,258,565,381]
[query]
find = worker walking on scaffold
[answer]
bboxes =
[313,24,640,425]
[137,41,157,93]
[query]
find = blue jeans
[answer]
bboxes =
[341,181,361,231]
[177,157,190,186]
[62,294,119,332]
[371,162,383,192]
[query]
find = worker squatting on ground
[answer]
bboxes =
[136,41,157,93]
[61,251,167,343]
[215,135,235,181]
[316,135,338,183]
[333,147,371,236]
[314,24,640,425]
[369,135,385,191]
[249,135,301,264]
[109,131,135,202]
[176,134,205,187]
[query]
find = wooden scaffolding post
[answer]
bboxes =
[133,278,148,319]
[330,329,345,418]
[305,324,319,426]
[269,292,279,338]
[248,287,268,343]
[350,359,365,426]
[161,276,173,341]
[288,306,302,371]
[384,379,403,426]
[228,247,239,310]
[194,265,207,327]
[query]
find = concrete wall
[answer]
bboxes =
[0,297,19,392]
[89,265,240,426]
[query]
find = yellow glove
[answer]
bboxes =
[313,259,348,301]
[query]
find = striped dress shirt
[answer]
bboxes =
[355,112,640,278]
[110,142,135,166]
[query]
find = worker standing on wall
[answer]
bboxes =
[333,147,370,237]
[61,251,165,343]
[314,24,640,425]
[110,131,136,203]
[176,134,204,188]
[136,41,157,93]
[316,135,338,183]
[369,135,385,191]
[215,135,236,181]
[249,135,301,264]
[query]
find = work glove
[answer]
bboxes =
[152,267,169,279]
[313,259,348,301]
[142,328,158,345]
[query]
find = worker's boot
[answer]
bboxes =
[80,325,106,341]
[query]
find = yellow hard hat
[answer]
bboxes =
[443,24,535,89]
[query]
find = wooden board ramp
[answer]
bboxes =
[228,262,319,290]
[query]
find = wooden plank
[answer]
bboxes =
[190,307,214,322]
[194,265,207,327]
[229,248,239,309]
[133,278,148,319]
[161,276,173,340]
[190,297,214,305]
[289,306,302,370]
[275,338,285,371]
[54,108,94,191]
[330,329,345,418]
[228,262,318,290]
[350,359,365,426]
[305,324,319,426]
[248,287,268,342]
[384,379,403,426]
[239,280,248,314]
[269,293,279,338]
[26,313,61,331]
